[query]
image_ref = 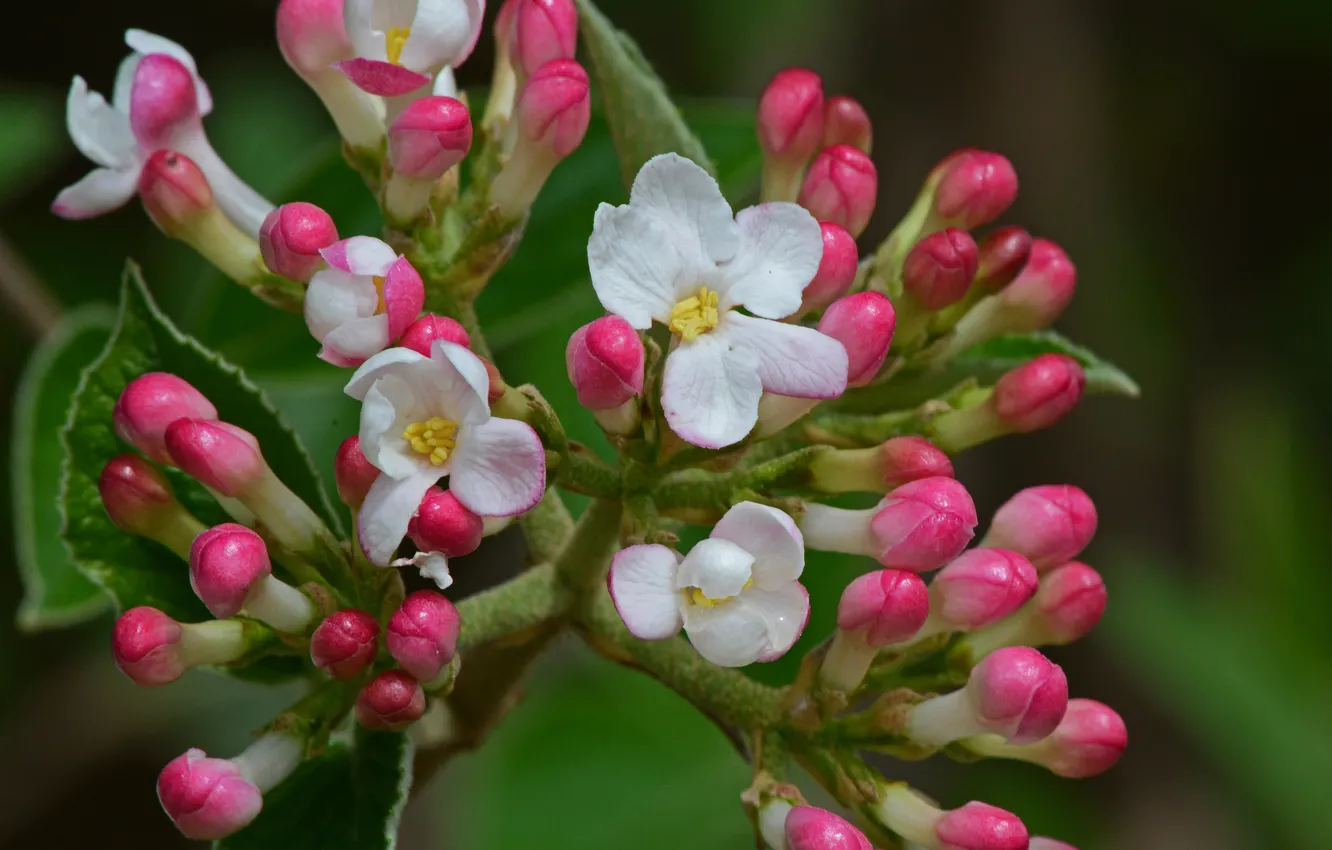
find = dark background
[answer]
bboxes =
[3,1,1332,848]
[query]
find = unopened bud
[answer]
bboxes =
[511,0,578,78]
[158,733,302,840]
[981,484,1097,571]
[757,68,824,202]
[259,202,338,283]
[407,488,483,557]
[490,58,591,218]
[566,315,645,410]
[957,561,1107,662]
[189,523,314,632]
[799,145,877,237]
[277,0,384,150]
[934,150,1018,229]
[816,291,895,387]
[480,356,507,405]
[906,646,1067,746]
[822,95,872,153]
[310,609,380,678]
[114,372,218,464]
[963,698,1125,780]
[334,436,380,508]
[138,150,213,237]
[820,569,929,692]
[165,419,267,497]
[874,786,1029,850]
[400,313,471,355]
[922,548,1039,637]
[799,222,859,315]
[357,669,427,730]
[386,589,461,681]
[808,436,953,495]
[388,96,473,179]
[929,356,1086,452]
[112,607,258,686]
[902,228,979,311]
[784,805,873,850]
[974,226,1032,294]
[128,53,201,151]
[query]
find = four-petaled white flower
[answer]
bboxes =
[338,0,486,97]
[346,340,546,565]
[306,236,426,367]
[587,154,849,449]
[608,502,810,667]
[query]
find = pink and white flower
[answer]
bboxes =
[337,0,486,97]
[344,340,545,565]
[588,154,848,448]
[608,502,810,667]
[305,236,426,367]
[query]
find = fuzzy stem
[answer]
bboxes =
[554,499,624,594]
[455,564,569,652]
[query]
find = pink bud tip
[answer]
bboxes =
[817,291,895,387]
[511,0,578,77]
[822,95,872,153]
[1034,561,1106,642]
[388,96,474,179]
[408,487,484,557]
[479,356,507,404]
[799,145,878,237]
[114,372,218,464]
[259,202,338,283]
[903,228,980,310]
[934,150,1019,230]
[157,749,262,840]
[98,454,177,537]
[386,589,461,681]
[113,606,185,686]
[757,68,825,165]
[1030,840,1079,850]
[276,0,352,76]
[356,669,427,730]
[931,548,1039,631]
[129,54,199,150]
[935,801,1029,850]
[969,646,1069,744]
[189,523,272,619]
[310,609,380,679]
[998,238,1077,326]
[1042,699,1127,778]
[164,419,266,497]
[878,436,954,490]
[138,151,213,235]
[992,355,1086,433]
[784,805,874,850]
[869,477,978,572]
[975,226,1032,292]
[800,222,860,313]
[334,436,380,508]
[837,569,930,646]
[400,313,471,356]
[566,315,646,410]
[517,58,591,157]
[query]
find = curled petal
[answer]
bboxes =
[321,235,398,276]
[335,57,434,96]
[710,502,804,588]
[66,77,136,169]
[358,469,440,565]
[52,167,139,219]
[608,544,683,640]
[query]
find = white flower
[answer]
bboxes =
[608,502,810,667]
[338,0,485,97]
[306,236,426,367]
[346,341,546,565]
[587,154,850,449]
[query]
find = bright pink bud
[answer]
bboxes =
[837,569,930,646]
[1030,840,1079,850]
[388,96,473,179]
[310,609,380,679]
[516,58,591,157]
[566,315,645,410]
[98,454,177,537]
[784,805,874,850]
[129,54,199,150]
[138,151,213,236]
[1033,561,1106,642]
[511,0,578,77]
[157,749,262,840]
[259,202,338,283]
[997,238,1076,326]
[386,589,461,681]
[869,477,978,572]
[935,801,1029,850]
[903,228,980,310]
[1039,699,1127,778]
[968,646,1069,744]
[800,222,859,313]
[408,487,484,557]
[400,313,471,356]
[974,226,1032,293]
[164,420,266,497]
[992,355,1086,433]
[113,606,185,686]
[823,95,872,153]
[934,150,1019,230]
[189,523,272,619]
[878,437,954,490]
[114,372,218,464]
[276,0,353,77]
[931,548,1039,631]
[817,291,895,387]
[356,669,427,730]
[334,436,380,508]
[757,68,825,166]
[985,486,1097,570]
[799,145,878,237]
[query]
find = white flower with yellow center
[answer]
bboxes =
[588,154,849,448]
[345,340,546,565]
[337,0,485,98]
[608,502,810,667]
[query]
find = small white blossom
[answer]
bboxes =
[338,0,485,96]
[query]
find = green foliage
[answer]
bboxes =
[956,331,1141,397]
[0,88,63,203]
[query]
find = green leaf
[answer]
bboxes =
[0,88,63,203]
[956,331,1141,397]
[13,306,116,630]
[218,728,413,850]
[574,0,713,188]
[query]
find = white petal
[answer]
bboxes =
[345,0,389,61]
[345,347,432,400]
[428,341,491,426]
[711,502,804,588]
[719,203,823,318]
[745,582,810,661]
[393,551,453,589]
[628,153,739,265]
[112,54,140,113]
[660,334,762,449]
[66,77,136,169]
[305,269,378,341]
[718,313,848,400]
[432,66,458,97]
[323,314,392,360]
[342,235,399,276]
[358,468,440,565]
[676,538,754,600]
[52,167,139,219]
[360,374,430,479]
[172,135,273,236]
[124,29,212,114]
[588,203,692,329]
[399,0,479,71]
[447,418,546,517]
[683,603,769,668]
[608,545,684,640]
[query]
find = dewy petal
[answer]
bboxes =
[321,314,392,365]
[676,538,755,600]
[710,502,805,588]
[660,333,762,449]
[398,0,482,71]
[446,417,546,517]
[719,203,823,318]
[628,153,740,266]
[345,0,389,61]
[609,544,685,640]
[322,235,398,276]
[719,313,848,400]
[683,602,769,668]
[305,268,378,341]
[359,374,429,479]
[51,167,139,219]
[66,77,137,169]
[346,346,432,401]
[427,341,491,425]
[358,468,440,565]
[746,582,810,662]
[124,29,212,115]
[588,203,692,329]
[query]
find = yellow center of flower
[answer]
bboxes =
[402,417,458,466]
[386,27,411,65]
[372,275,388,314]
[668,287,721,341]
[685,578,753,609]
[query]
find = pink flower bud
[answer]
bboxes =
[757,68,825,166]
[1033,562,1107,643]
[935,801,1029,850]
[1030,840,1079,850]
[138,151,214,236]
[334,436,380,508]
[310,609,380,679]
[189,523,272,619]
[997,238,1076,327]
[479,356,507,404]
[903,228,980,310]
[869,477,978,572]
[930,548,1039,631]
[822,95,872,153]
[157,749,262,840]
[258,202,338,283]
[511,0,578,78]
[968,646,1069,744]
[276,0,352,77]
[799,145,878,237]
[784,805,873,850]
[98,454,177,537]
[516,58,591,158]
[837,569,930,646]
[992,355,1086,433]
[879,437,954,490]
[114,372,218,464]
[1037,699,1127,778]
[113,606,185,686]
[934,150,1018,230]
[164,419,266,497]
[356,669,427,730]
[817,292,895,387]
[408,487,484,557]
[388,96,473,179]
[386,590,461,681]
[974,226,1032,293]
[400,313,471,356]
[129,53,200,150]
[800,222,860,313]
[566,315,645,410]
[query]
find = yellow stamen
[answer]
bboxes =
[684,577,753,609]
[386,27,411,66]
[402,417,457,466]
[668,287,721,342]
[372,275,387,314]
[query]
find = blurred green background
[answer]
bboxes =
[4,1,1332,848]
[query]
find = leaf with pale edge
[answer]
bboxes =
[956,331,1141,397]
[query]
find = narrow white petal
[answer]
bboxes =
[609,545,684,640]
[428,341,491,425]
[660,334,762,449]
[745,582,810,661]
[432,66,458,97]
[629,153,739,265]
[683,603,768,668]
[711,502,805,588]
[66,77,136,169]
[447,418,546,517]
[52,167,139,219]
[358,468,440,565]
[359,375,430,479]
[173,135,273,236]
[393,551,453,589]
[588,203,691,329]
[675,538,754,600]
[112,54,141,113]
[305,269,378,342]
[718,314,848,400]
[719,203,823,318]
[345,347,432,401]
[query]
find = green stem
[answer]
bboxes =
[555,449,623,498]
[456,564,570,651]
[519,488,575,564]
[554,498,624,594]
